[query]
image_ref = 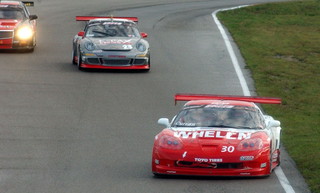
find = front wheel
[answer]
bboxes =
[72,49,77,65]
[77,51,83,70]
[142,55,150,72]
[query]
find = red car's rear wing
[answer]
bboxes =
[22,1,34,6]
[76,16,138,22]
[175,93,281,105]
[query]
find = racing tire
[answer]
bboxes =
[72,49,77,65]
[21,47,34,53]
[26,35,36,53]
[276,149,281,167]
[142,55,150,72]
[153,173,166,178]
[28,35,36,52]
[77,51,84,71]
[269,144,274,174]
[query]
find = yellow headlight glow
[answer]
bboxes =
[16,27,33,40]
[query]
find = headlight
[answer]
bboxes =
[16,26,33,40]
[136,42,146,52]
[84,41,96,51]
[237,138,263,151]
[159,135,183,150]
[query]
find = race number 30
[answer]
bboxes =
[221,146,235,153]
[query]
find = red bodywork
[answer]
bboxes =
[0,19,20,49]
[152,94,281,177]
[0,1,37,50]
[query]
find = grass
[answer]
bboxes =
[217,0,320,192]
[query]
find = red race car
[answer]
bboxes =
[152,94,282,177]
[0,1,38,51]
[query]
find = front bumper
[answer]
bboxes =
[152,158,271,177]
[79,52,150,70]
[152,147,272,177]
[0,38,34,49]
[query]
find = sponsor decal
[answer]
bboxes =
[195,158,223,162]
[99,39,132,45]
[206,104,234,108]
[240,156,254,161]
[182,151,187,158]
[260,162,267,168]
[102,22,122,25]
[173,130,251,140]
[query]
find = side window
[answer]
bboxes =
[257,112,266,128]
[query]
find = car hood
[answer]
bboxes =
[86,37,140,51]
[0,19,22,30]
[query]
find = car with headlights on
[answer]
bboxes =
[73,16,150,71]
[0,1,38,51]
[152,94,282,177]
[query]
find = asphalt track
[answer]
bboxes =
[0,0,311,193]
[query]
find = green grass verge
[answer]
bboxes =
[217,0,320,192]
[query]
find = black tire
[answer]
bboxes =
[77,50,84,71]
[28,47,34,52]
[269,144,274,173]
[72,49,77,65]
[153,173,166,178]
[142,55,151,72]
[28,35,36,52]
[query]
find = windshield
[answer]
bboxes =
[85,22,139,38]
[0,8,25,19]
[172,105,265,129]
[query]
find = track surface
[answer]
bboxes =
[0,0,310,193]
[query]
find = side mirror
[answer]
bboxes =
[268,120,281,127]
[140,32,148,38]
[78,31,85,37]
[158,118,170,127]
[29,15,38,20]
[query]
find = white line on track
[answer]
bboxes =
[212,6,296,193]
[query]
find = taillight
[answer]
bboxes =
[159,135,183,150]
[237,138,263,151]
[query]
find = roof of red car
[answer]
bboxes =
[0,1,21,5]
